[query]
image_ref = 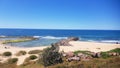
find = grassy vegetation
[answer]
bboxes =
[29,55,38,60]
[22,55,37,65]
[48,56,120,68]
[28,50,42,54]
[0,48,120,68]
[101,52,110,59]
[0,58,18,68]
[18,62,44,68]
[108,48,120,53]
[3,51,12,56]
[1,56,117,68]
[41,45,62,67]
[0,56,120,68]
[7,58,18,64]
[101,48,120,59]
[74,48,120,59]
[74,50,91,55]
[15,51,27,56]
[0,62,17,68]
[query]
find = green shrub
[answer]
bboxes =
[108,48,120,54]
[28,50,42,54]
[7,58,18,64]
[41,44,63,67]
[3,52,12,56]
[101,52,110,59]
[16,51,27,56]
[29,55,37,60]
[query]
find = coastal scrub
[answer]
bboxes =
[41,44,63,67]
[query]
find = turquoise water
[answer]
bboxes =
[0,29,120,47]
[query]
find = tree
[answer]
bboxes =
[41,43,63,67]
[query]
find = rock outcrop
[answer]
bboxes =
[56,37,79,46]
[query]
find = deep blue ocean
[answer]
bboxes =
[0,29,120,47]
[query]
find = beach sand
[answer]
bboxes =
[0,41,120,65]
[60,41,120,52]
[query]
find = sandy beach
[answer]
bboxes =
[60,41,120,52]
[0,41,120,65]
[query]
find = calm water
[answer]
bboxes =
[0,29,120,47]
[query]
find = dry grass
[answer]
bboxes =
[48,56,120,68]
[0,55,120,68]
[0,62,17,68]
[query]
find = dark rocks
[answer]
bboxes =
[97,52,101,57]
[67,56,80,62]
[91,52,101,58]
[67,37,79,41]
[77,53,84,57]
[65,51,75,57]
[108,52,119,56]
[56,37,79,46]
[56,40,71,46]
[62,51,92,62]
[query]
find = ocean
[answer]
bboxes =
[0,29,120,47]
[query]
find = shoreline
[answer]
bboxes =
[0,40,120,53]
[0,41,120,65]
[60,41,120,52]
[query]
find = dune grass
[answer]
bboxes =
[108,48,120,53]
[28,50,42,54]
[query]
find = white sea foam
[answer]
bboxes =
[40,36,67,39]
[33,36,41,38]
[84,39,120,44]
[0,35,6,37]
[100,40,120,43]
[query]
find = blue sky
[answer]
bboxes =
[0,0,120,30]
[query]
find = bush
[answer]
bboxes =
[101,52,110,59]
[29,55,37,60]
[7,58,18,64]
[41,44,63,67]
[28,50,42,54]
[16,51,27,56]
[108,48,120,54]
[3,52,12,56]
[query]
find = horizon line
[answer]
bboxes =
[0,28,120,31]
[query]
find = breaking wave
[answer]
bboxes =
[99,40,120,43]
[33,36,67,39]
